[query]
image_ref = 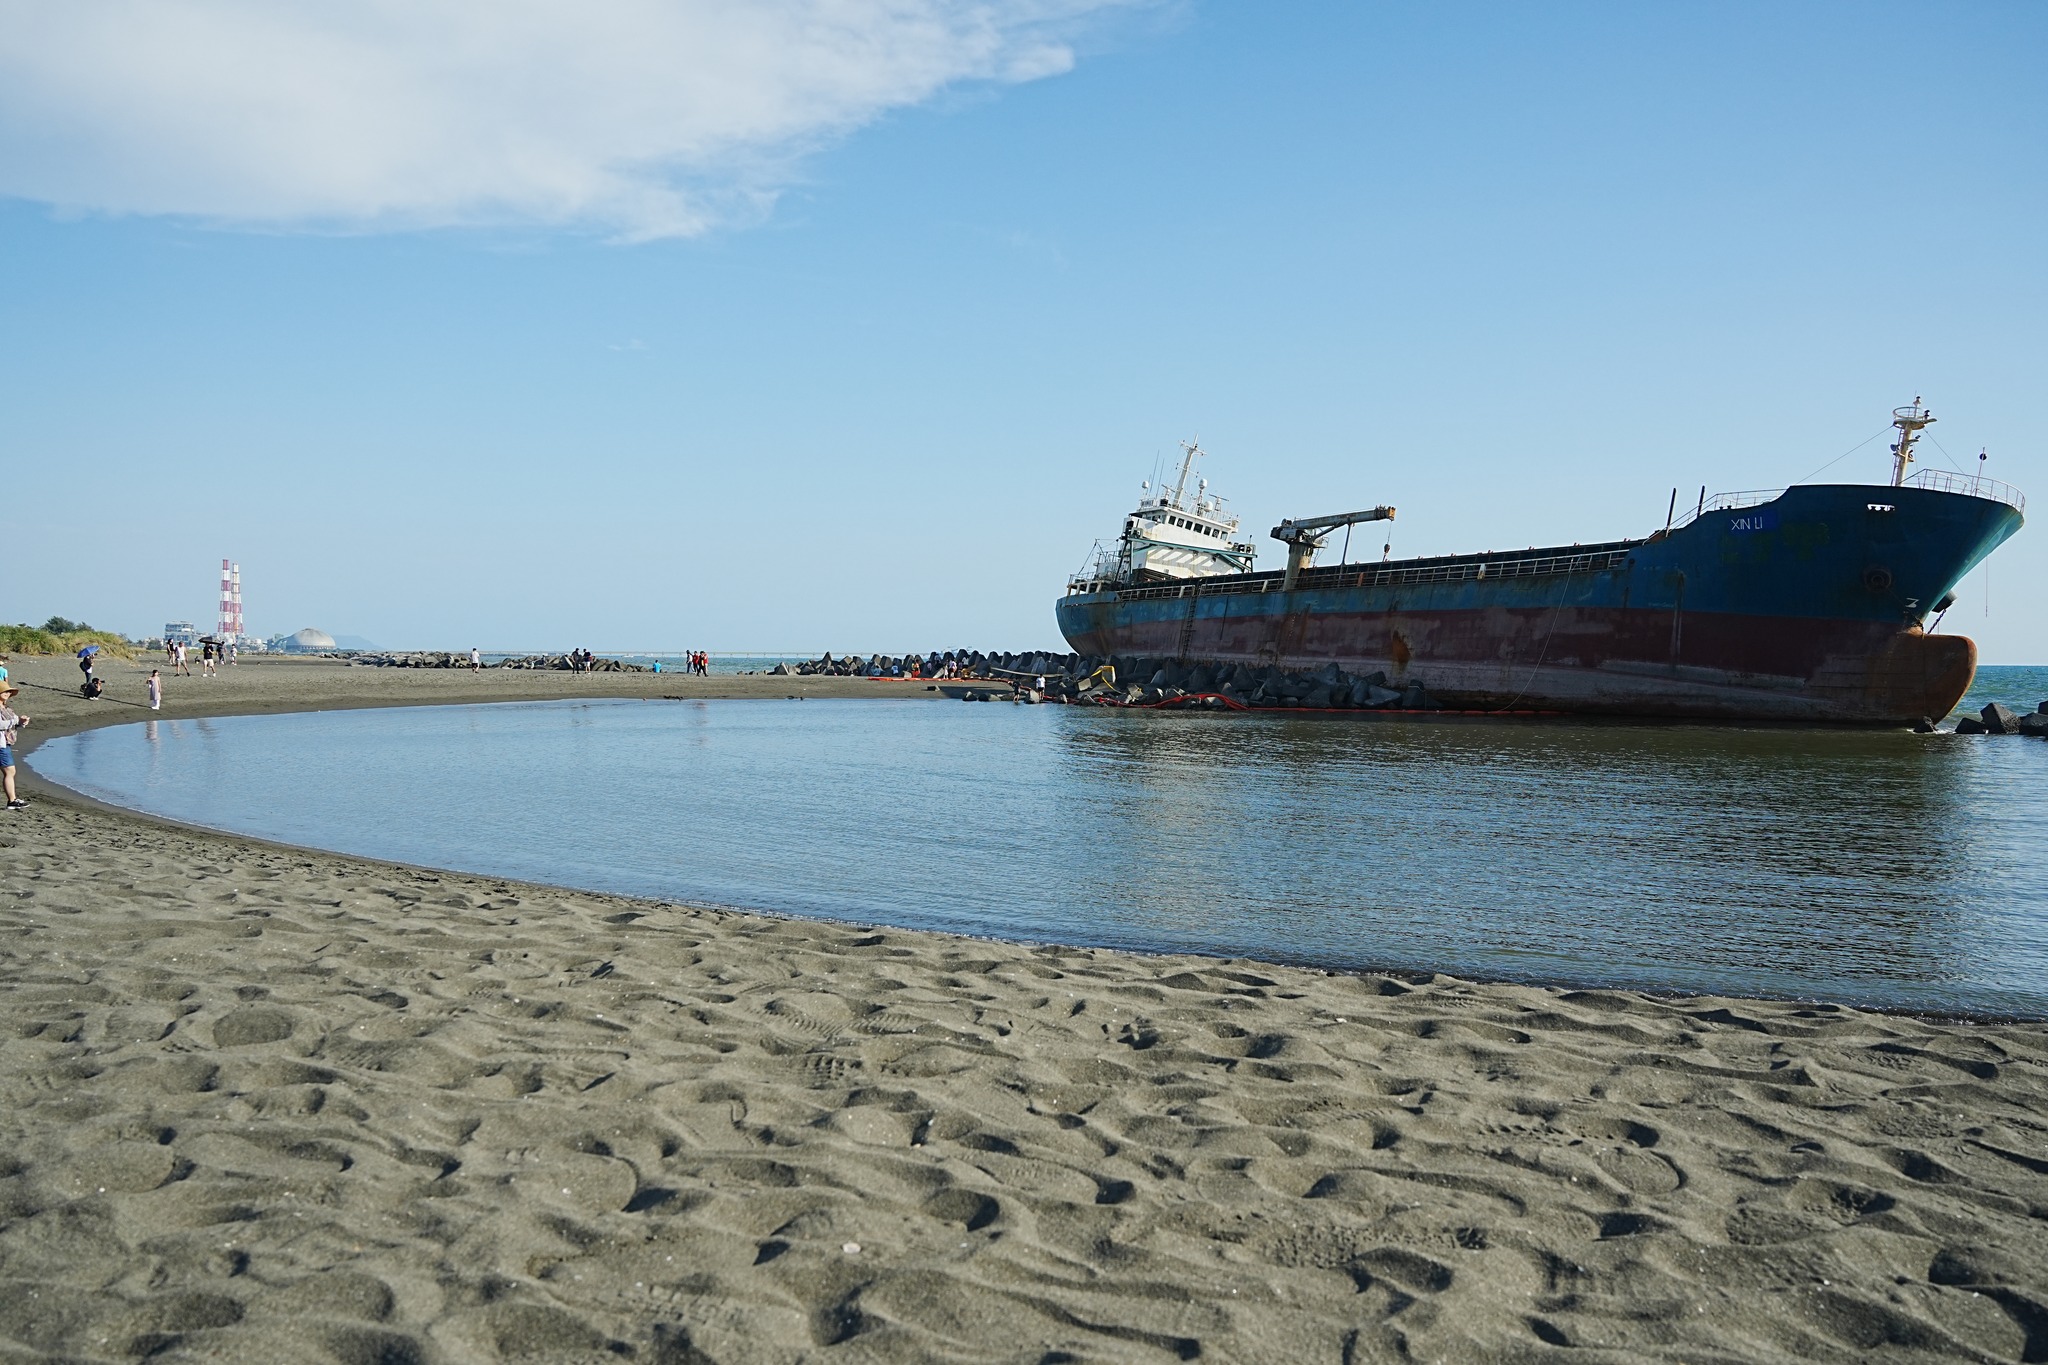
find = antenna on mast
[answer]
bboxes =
[1890,397,1934,487]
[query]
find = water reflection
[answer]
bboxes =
[26,697,2048,1016]
[1050,713,1985,996]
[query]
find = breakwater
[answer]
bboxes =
[351,651,649,672]
[1954,700,2048,737]
[792,649,1445,709]
[343,647,2048,728]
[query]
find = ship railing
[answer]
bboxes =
[1903,468,2025,512]
[1081,545,1634,602]
[1672,489,1780,528]
[1321,548,1633,590]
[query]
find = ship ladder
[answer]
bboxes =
[1175,582,1202,661]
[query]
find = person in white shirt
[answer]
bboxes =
[470,647,482,674]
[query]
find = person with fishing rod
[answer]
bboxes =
[0,684,29,810]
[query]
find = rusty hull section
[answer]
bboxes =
[1059,593,1974,722]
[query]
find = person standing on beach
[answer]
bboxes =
[470,646,482,674]
[0,653,9,686]
[147,670,162,710]
[0,685,29,810]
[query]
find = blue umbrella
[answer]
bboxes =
[77,644,99,659]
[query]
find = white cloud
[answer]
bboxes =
[0,1,1121,238]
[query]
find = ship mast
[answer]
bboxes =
[1890,397,1934,487]
[1170,439,1204,510]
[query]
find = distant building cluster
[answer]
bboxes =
[156,557,350,654]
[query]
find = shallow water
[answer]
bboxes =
[32,677,2048,1017]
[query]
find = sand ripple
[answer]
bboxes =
[3,799,2047,1362]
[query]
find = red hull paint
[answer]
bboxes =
[1061,605,1976,723]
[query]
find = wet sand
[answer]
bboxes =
[2,654,2045,1362]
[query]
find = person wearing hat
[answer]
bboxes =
[0,685,27,810]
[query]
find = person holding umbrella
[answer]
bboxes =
[76,642,98,682]
[1,685,29,810]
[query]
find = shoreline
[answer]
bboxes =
[32,724,2048,1029]
[2,653,2045,1360]
[15,655,2040,1027]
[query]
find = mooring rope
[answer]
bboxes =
[1496,565,1574,714]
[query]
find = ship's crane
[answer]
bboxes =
[1271,506,1396,590]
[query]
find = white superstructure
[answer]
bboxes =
[1070,440,1259,591]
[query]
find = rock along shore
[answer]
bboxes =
[787,649,1442,710]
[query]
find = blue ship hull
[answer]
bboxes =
[1056,483,2022,723]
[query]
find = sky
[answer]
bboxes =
[3,1,2043,660]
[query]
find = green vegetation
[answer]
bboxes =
[1,623,136,660]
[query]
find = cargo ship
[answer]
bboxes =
[1055,404,2024,723]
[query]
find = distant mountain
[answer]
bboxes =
[331,635,380,651]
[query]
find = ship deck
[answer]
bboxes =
[1068,536,1644,602]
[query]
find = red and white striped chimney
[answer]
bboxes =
[218,559,243,640]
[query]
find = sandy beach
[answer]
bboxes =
[2,655,2044,1363]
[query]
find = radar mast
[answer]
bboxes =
[1891,397,1935,487]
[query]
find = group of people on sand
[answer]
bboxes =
[684,651,709,676]
[75,646,165,709]
[162,638,232,677]
[0,649,165,812]
[76,644,106,699]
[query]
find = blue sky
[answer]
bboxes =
[3,2,2043,660]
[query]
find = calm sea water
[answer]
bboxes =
[31,667,2048,1017]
